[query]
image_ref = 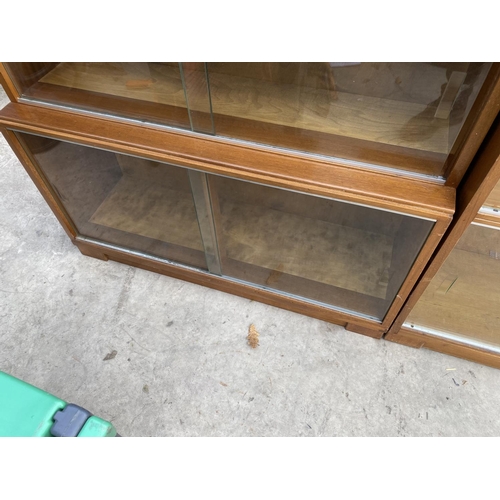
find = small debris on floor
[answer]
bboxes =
[247,324,259,348]
[220,381,228,387]
[103,350,117,361]
[446,368,456,371]
[143,384,149,393]
[452,378,460,387]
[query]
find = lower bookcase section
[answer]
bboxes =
[13,131,439,328]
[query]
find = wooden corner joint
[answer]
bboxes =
[345,323,384,339]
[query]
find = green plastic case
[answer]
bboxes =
[0,371,117,437]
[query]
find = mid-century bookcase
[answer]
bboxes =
[1,62,499,366]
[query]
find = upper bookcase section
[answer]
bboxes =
[2,62,497,180]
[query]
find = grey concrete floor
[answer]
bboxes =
[1,88,500,437]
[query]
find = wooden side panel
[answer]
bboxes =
[1,128,77,240]
[483,177,500,209]
[444,63,500,187]
[0,64,20,101]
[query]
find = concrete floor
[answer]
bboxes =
[1,87,500,437]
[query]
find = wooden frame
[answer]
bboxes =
[443,63,500,187]
[0,64,21,101]
[1,128,77,240]
[0,102,455,337]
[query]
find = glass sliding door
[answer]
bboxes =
[179,62,214,134]
[16,132,208,269]
[207,174,434,320]
[13,130,441,322]
[205,62,492,177]
[5,62,191,129]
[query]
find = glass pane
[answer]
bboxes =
[407,224,500,346]
[5,63,190,129]
[206,62,492,177]
[17,132,207,269]
[208,175,434,320]
[483,177,500,211]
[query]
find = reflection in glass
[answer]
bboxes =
[206,62,492,176]
[407,223,500,346]
[17,132,207,269]
[5,62,190,129]
[209,175,434,320]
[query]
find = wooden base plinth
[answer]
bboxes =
[72,238,388,335]
[386,327,500,369]
[345,323,384,339]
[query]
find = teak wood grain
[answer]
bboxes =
[3,63,500,351]
[1,63,58,97]
[40,62,450,153]
[16,61,496,179]
[24,81,192,130]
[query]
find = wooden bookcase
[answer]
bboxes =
[1,62,499,358]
